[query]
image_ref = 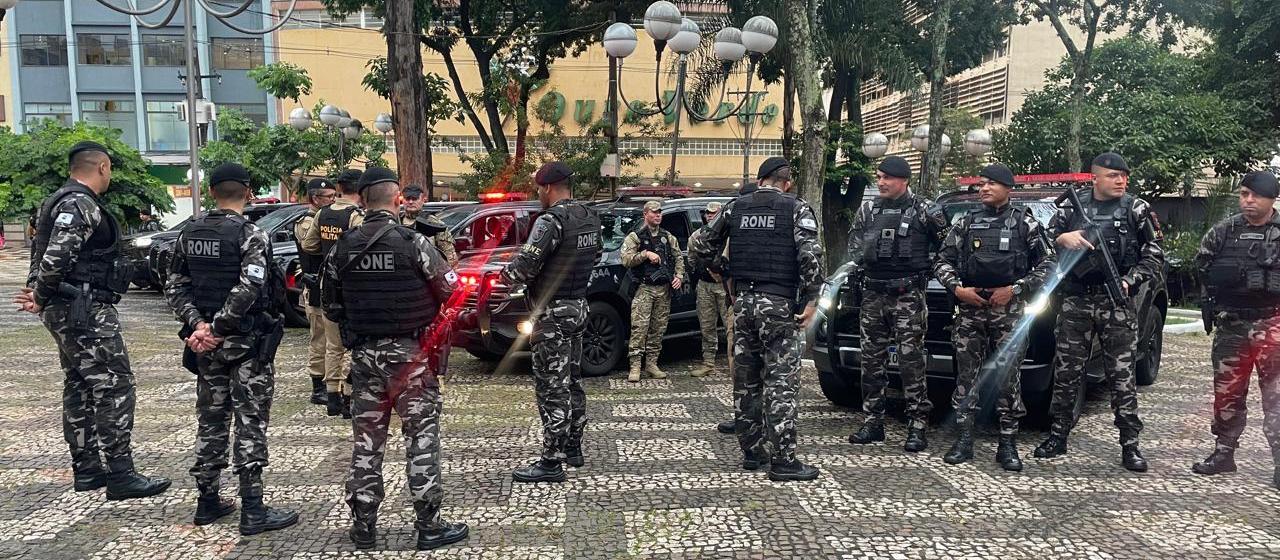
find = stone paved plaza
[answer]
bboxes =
[1,248,1278,559]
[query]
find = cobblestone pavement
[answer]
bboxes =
[1,248,1278,559]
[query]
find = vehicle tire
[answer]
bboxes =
[1135,312,1163,386]
[466,348,503,361]
[818,368,863,408]
[281,292,309,329]
[581,301,625,377]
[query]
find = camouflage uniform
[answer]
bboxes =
[934,203,1056,434]
[28,182,138,477]
[402,211,459,268]
[690,187,825,467]
[621,226,684,370]
[1046,190,1164,446]
[689,227,731,369]
[845,194,949,431]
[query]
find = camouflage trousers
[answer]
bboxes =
[304,298,327,382]
[859,287,931,429]
[732,292,802,464]
[191,334,275,496]
[695,280,730,365]
[346,335,444,520]
[1209,311,1280,456]
[40,300,137,475]
[951,301,1028,435]
[629,284,671,362]
[1049,293,1143,445]
[531,299,589,462]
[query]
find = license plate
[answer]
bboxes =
[888,345,899,367]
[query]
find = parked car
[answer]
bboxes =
[809,188,1168,417]
[123,221,187,290]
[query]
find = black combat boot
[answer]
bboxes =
[904,427,928,452]
[767,459,820,482]
[741,452,769,471]
[1121,444,1148,472]
[943,425,974,465]
[349,503,378,549]
[849,419,886,445]
[309,378,326,406]
[564,445,585,468]
[512,459,566,483]
[717,419,736,435]
[341,394,353,420]
[105,469,171,501]
[1033,434,1068,458]
[414,502,469,551]
[326,392,342,417]
[1191,448,1237,475]
[73,465,108,492]
[193,482,236,526]
[238,470,299,536]
[996,435,1023,472]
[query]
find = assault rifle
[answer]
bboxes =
[1055,188,1126,306]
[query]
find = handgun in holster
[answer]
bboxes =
[57,282,91,331]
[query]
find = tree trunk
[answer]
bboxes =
[475,51,510,157]
[921,0,953,198]
[782,61,796,163]
[1066,55,1086,172]
[425,136,435,199]
[787,0,829,256]
[821,66,848,266]
[386,0,429,190]
[512,81,533,180]
[434,45,494,153]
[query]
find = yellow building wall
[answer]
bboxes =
[276,26,786,189]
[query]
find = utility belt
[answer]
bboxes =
[1219,305,1280,321]
[340,324,427,350]
[54,282,121,304]
[1059,281,1115,297]
[732,280,797,301]
[860,274,928,295]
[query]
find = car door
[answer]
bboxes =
[659,207,698,332]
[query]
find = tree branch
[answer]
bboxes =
[1029,0,1081,59]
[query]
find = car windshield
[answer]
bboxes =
[253,206,300,233]
[944,200,1057,226]
[601,210,640,252]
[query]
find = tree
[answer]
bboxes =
[993,37,1270,199]
[785,0,828,229]
[363,57,462,196]
[0,122,173,226]
[247,62,313,104]
[383,0,433,191]
[532,88,660,198]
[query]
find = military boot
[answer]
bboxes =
[564,445,585,468]
[717,419,737,435]
[414,502,469,551]
[943,425,974,465]
[309,377,326,405]
[996,435,1023,472]
[349,503,378,549]
[1033,434,1068,458]
[326,392,343,417]
[767,459,820,482]
[341,394,353,420]
[105,468,171,501]
[72,465,108,492]
[1121,444,1148,472]
[1191,448,1237,475]
[903,427,928,453]
[848,418,885,445]
[645,358,667,379]
[512,459,567,483]
[238,470,299,536]
[627,357,642,383]
[691,361,713,378]
[193,482,236,526]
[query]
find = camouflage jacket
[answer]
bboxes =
[27,181,112,307]
[1047,190,1165,288]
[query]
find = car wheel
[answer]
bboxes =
[581,301,625,377]
[466,348,503,361]
[1135,312,1163,386]
[281,291,309,328]
[818,368,862,408]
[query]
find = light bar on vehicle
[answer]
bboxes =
[956,172,1094,186]
[478,191,529,202]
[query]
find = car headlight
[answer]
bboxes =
[133,237,153,249]
[517,320,533,335]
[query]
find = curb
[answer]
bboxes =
[1165,321,1204,335]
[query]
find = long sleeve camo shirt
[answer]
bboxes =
[500,199,603,287]
[933,202,1057,296]
[164,209,272,336]
[27,180,112,307]
[1048,189,1165,288]
[1194,210,1280,295]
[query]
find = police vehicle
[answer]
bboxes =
[810,180,1168,418]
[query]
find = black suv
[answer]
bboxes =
[810,188,1167,415]
[453,196,731,376]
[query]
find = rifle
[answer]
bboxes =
[1202,295,1215,335]
[1055,188,1127,306]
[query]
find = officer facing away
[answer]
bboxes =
[1036,152,1164,472]
[302,168,364,417]
[500,161,602,483]
[690,156,826,482]
[933,164,1056,471]
[1192,170,1280,487]
[297,178,337,406]
[846,155,950,452]
[165,163,297,534]
[691,201,732,378]
[322,167,468,551]
[402,184,459,268]
[14,141,171,500]
[621,200,685,382]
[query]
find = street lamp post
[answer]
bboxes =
[373,113,394,145]
[319,104,344,166]
[863,128,992,188]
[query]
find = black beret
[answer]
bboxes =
[209,163,252,188]
[979,163,1017,188]
[356,167,398,192]
[878,156,911,179]
[68,141,111,164]
[739,182,758,195]
[306,178,335,192]
[1242,171,1280,199]
[757,157,791,181]
[1092,152,1130,173]
[402,184,424,197]
[535,161,574,186]
[336,168,364,185]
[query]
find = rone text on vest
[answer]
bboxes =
[353,251,396,272]
[186,238,221,258]
[577,232,601,249]
[740,215,776,230]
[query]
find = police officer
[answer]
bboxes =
[14,141,170,500]
[690,157,825,482]
[322,167,468,551]
[297,178,337,406]
[934,164,1056,471]
[621,200,685,382]
[500,161,602,483]
[1035,152,1164,472]
[402,184,459,268]
[1192,171,1280,487]
[846,155,949,452]
[692,201,731,378]
[302,168,364,417]
[165,163,297,534]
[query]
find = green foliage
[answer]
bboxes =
[1164,176,1238,266]
[993,37,1272,199]
[0,122,173,226]
[247,62,313,104]
[937,108,985,193]
[532,89,659,198]
[361,57,463,134]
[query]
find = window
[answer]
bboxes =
[600,210,640,252]
[81,100,138,146]
[471,213,518,250]
[219,103,268,126]
[211,38,264,70]
[24,103,72,127]
[20,35,68,66]
[659,212,691,249]
[77,34,132,65]
[145,100,188,151]
[142,35,184,66]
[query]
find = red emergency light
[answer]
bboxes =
[478,191,529,202]
[957,172,1094,186]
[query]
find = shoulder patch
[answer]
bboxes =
[246,264,266,282]
[798,217,818,231]
[444,270,459,285]
[55,212,74,226]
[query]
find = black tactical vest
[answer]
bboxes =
[634,227,675,285]
[728,189,800,298]
[1207,215,1280,308]
[1067,192,1141,284]
[334,219,437,337]
[533,202,601,302]
[295,214,324,307]
[316,203,359,257]
[180,211,272,320]
[861,197,932,279]
[959,205,1031,288]
[31,181,125,292]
